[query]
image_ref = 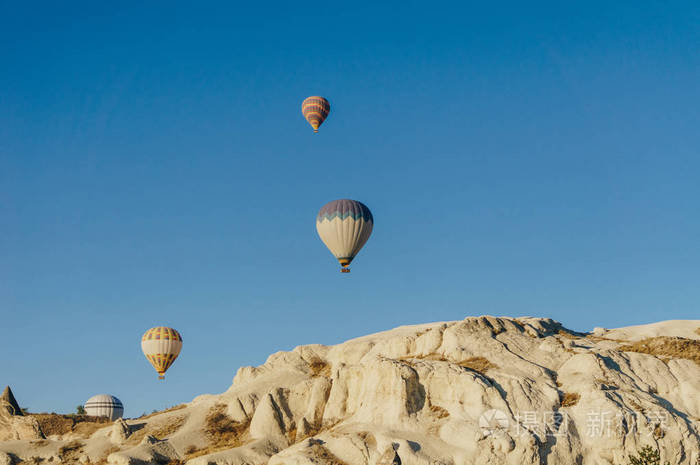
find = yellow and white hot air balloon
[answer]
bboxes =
[316,199,373,272]
[141,327,182,380]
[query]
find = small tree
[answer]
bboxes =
[628,446,669,465]
[76,405,86,415]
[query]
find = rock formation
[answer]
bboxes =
[0,316,699,465]
[0,386,44,442]
[0,387,22,417]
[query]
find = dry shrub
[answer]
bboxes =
[186,404,249,459]
[308,358,331,378]
[429,404,450,419]
[459,356,497,373]
[58,440,83,461]
[73,420,114,437]
[148,415,187,439]
[32,414,110,437]
[653,423,665,439]
[619,337,700,366]
[287,425,297,444]
[628,398,645,413]
[695,327,700,337]
[560,392,580,407]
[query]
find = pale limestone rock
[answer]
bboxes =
[110,418,131,444]
[0,411,44,441]
[1,316,699,465]
[249,392,287,443]
[108,435,180,465]
[0,451,11,465]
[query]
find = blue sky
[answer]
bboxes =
[1,1,699,416]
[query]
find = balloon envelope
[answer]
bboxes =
[84,394,123,421]
[316,199,373,270]
[302,96,330,132]
[141,327,183,379]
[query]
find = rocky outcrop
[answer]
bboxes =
[110,418,132,444]
[1,316,699,465]
[0,386,44,442]
[0,388,21,417]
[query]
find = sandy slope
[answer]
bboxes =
[1,316,699,465]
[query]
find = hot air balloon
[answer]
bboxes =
[302,96,330,133]
[316,199,373,272]
[84,394,124,420]
[141,327,182,380]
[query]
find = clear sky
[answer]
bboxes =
[1,1,699,417]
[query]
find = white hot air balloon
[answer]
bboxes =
[141,327,183,380]
[84,394,124,421]
[316,199,374,272]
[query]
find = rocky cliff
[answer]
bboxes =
[1,316,699,465]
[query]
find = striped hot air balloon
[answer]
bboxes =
[84,394,124,421]
[302,96,330,133]
[316,199,373,272]
[141,327,182,380]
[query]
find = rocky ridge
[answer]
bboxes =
[1,316,699,465]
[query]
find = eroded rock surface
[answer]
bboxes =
[1,316,699,465]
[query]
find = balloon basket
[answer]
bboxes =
[158,375,165,380]
[341,268,350,273]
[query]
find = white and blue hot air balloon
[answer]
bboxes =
[84,394,124,421]
[316,199,374,273]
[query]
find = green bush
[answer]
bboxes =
[628,446,669,465]
[76,405,86,415]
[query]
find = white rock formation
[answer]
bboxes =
[1,316,699,465]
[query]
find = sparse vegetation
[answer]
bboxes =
[308,358,331,378]
[626,445,670,465]
[459,356,497,373]
[619,337,700,366]
[429,403,450,419]
[627,398,645,413]
[185,404,250,459]
[560,392,580,407]
[147,415,187,439]
[287,424,297,443]
[31,413,110,437]
[58,440,83,461]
